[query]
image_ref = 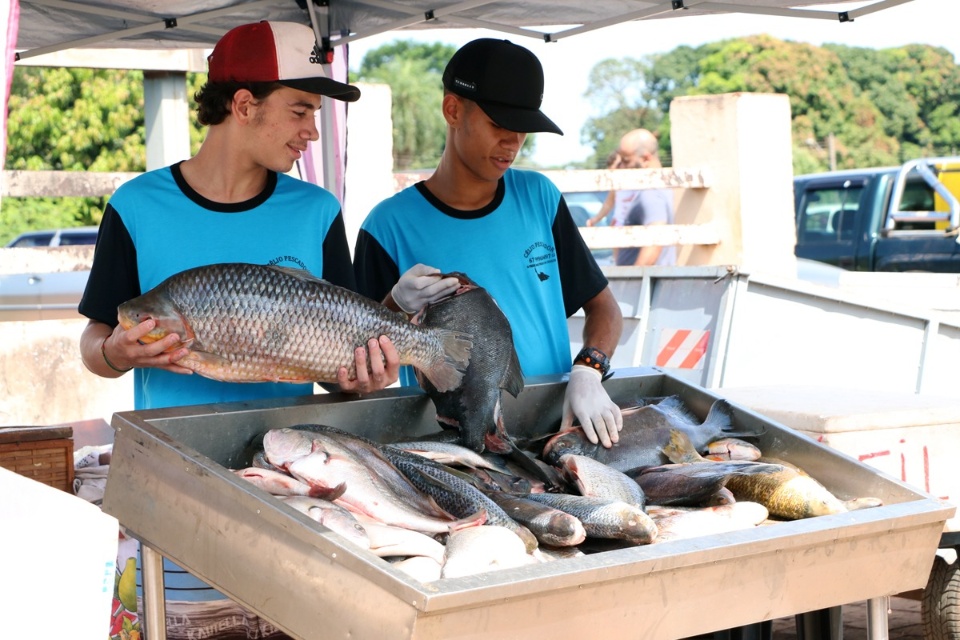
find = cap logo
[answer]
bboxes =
[309,43,324,66]
[453,77,476,92]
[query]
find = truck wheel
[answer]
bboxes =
[922,553,960,640]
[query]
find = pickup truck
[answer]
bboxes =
[793,157,960,271]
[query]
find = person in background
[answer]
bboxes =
[354,37,624,448]
[77,21,399,640]
[586,149,641,263]
[613,128,678,267]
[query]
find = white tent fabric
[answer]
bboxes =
[15,0,914,59]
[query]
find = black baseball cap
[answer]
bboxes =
[442,38,563,135]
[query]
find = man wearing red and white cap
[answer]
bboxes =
[78,21,398,639]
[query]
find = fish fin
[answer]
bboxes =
[308,481,347,501]
[503,441,561,492]
[502,350,524,398]
[662,429,705,464]
[418,329,473,393]
[702,399,735,433]
[705,399,766,440]
[449,509,488,532]
[844,497,883,511]
[266,264,328,284]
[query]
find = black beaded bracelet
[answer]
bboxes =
[101,336,132,373]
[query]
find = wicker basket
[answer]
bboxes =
[0,426,74,493]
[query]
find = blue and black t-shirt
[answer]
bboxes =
[354,168,608,386]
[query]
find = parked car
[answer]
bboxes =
[5,226,99,248]
[564,190,613,265]
[793,157,960,272]
[0,269,89,321]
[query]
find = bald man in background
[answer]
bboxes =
[614,128,677,267]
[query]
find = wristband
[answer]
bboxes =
[101,336,132,373]
[574,346,611,379]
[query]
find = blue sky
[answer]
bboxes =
[346,0,957,166]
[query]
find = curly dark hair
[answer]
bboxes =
[194,81,284,126]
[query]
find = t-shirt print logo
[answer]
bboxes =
[523,241,557,282]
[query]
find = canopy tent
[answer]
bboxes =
[3,0,915,196]
[15,0,913,59]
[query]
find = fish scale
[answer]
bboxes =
[117,262,473,390]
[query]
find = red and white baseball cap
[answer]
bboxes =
[208,21,360,102]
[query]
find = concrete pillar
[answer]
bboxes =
[670,93,797,278]
[343,82,396,255]
[143,71,192,171]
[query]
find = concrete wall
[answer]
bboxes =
[671,92,798,278]
[0,319,133,426]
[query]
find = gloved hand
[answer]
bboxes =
[561,365,623,448]
[391,264,461,314]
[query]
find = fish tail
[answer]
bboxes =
[420,329,474,392]
[703,399,735,433]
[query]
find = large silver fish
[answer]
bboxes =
[263,427,481,534]
[485,491,587,547]
[441,526,539,579]
[279,496,370,549]
[555,453,647,509]
[117,262,473,391]
[413,273,522,453]
[384,450,539,552]
[647,502,770,543]
[522,493,658,545]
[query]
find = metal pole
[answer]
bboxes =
[866,596,890,640]
[141,544,168,640]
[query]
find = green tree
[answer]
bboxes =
[353,40,455,171]
[580,57,662,168]
[2,67,206,244]
[581,36,960,173]
[353,39,539,170]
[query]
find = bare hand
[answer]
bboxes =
[106,319,194,375]
[336,336,400,393]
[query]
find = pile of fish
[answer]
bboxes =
[233,394,884,583]
[139,266,884,580]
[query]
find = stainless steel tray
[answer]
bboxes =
[102,367,953,639]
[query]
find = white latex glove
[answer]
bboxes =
[561,365,623,448]
[391,264,461,314]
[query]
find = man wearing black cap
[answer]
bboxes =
[355,38,625,448]
[78,21,398,639]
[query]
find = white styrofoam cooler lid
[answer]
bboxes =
[720,385,960,434]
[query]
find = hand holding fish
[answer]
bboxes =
[561,365,623,448]
[104,318,194,375]
[335,336,401,394]
[391,264,461,314]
